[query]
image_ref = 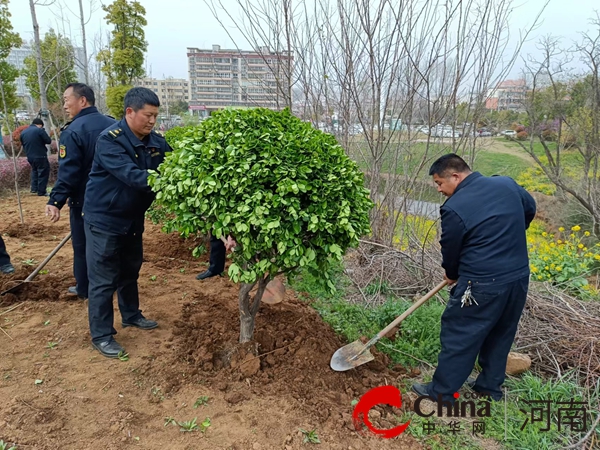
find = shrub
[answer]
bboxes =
[164,125,196,148]
[516,130,528,140]
[150,107,373,341]
[0,155,59,192]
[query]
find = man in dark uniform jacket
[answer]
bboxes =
[83,87,170,358]
[413,154,536,402]
[45,83,116,300]
[19,118,51,196]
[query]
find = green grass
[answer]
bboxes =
[292,264,599,449]
[349,140,533,182]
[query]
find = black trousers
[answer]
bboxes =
[208,234,226,274]
[428,275,529,401]
[70,207,88,297]
[85,223,144,343]
[28,157,50,195]
[0,235,11,266]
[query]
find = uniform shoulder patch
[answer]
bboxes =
[59,145,66,158]
[107,128,123,139]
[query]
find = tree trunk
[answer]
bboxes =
[238,276,270,343]
[28,0,51,144]
[78,0,89,84]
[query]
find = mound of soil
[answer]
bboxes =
[0,267,68,306]
[166,290,409,431]
[4,222,51,238]
[142,230,208,269]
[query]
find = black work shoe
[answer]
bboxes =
[412,382,434,398]
[37,193,49,197]
[195,269,223,280]
[92,339,125,358]
[67,286,87,299]
[122,317,158,330]
[0,263,15,274]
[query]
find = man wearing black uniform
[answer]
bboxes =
[46,83,116,300]
[83,87,170,358]
[19,118,51,196]
[413,154,536,402]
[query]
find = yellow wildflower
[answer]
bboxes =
[585,231,591,236]
[578,244,584,249]
[542,232,548,237]
[557,240,563,244]
[570,234,575,238]
[556,267,562,271]
[595,255,600,261]
[559,227,565,232]
[537,275,543,280]
[531,266,538,273]
[572,225,581,232]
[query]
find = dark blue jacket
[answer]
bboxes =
[83,119,169,235]
[439,172,536,283]
[48,107,116,209]
[19,125,51,158]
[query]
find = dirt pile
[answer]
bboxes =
[167,288,409,432]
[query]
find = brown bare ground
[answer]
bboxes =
[0,193,421,450]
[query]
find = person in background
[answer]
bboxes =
[412,153,536,403]
[19,118,51,196]
[45,83,116,300]
[83,87,170,359]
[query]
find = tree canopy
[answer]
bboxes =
[151,108,373,290]
[97,0,147,117]
[23,29,77,104]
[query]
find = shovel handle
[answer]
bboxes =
[25,232,72,282]
[376,279,448,340]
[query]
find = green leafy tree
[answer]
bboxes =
[97,0,147,118]
[23,29,77,104]
[0,0,21,112]
[150,108,373,342]
[167,100,189,116]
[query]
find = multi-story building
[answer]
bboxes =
[8,43,88,100]
[7,44,32,98]
[136,77,190,106]
[485,79,528,112]
[187,44,292,114]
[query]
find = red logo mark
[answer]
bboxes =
[352,385,410,439]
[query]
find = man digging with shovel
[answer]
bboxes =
[412,154,536,403]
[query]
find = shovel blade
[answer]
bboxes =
[0,282,25,296]
[330,340,374,372]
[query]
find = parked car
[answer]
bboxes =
[478,130,493,137]
[501,130,517,137]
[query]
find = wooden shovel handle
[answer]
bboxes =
[376,280,448,340]
[24,232,72,282]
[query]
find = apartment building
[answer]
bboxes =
[485,79,528,112]
[8,44,88,100]
[136,77,190,105]
[187,44,292,114]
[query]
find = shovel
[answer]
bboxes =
[1,232,72,296]
[330,279,448,371]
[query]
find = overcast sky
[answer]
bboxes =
[9,0,600,80]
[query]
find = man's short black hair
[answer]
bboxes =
[66,83,95,106]
[429,153,471,177]
[31,118,43,126]
[124,87,160,112]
